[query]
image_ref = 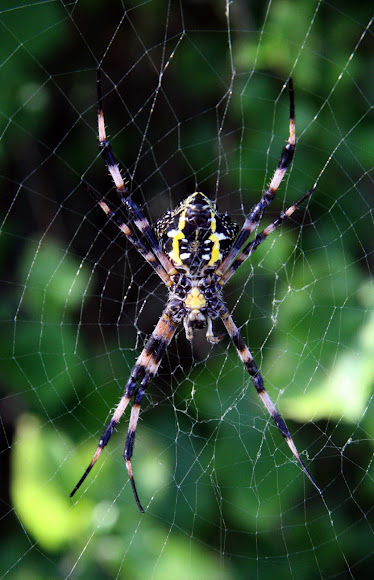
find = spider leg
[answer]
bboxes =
[123,317,178,512]
[96,68,177,279]
[219,186,315,285]
[70,310,178,511]
[217,78,296,278]
[220,309,321,494]
[85,183,173,287]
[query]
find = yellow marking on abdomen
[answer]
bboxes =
[169,231,184,265]
[208,233,221,265]
[168,210,187,265]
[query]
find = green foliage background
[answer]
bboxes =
[0,1,373,578]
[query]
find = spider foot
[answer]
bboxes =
[126,459,145,513]
[286,436,322,495]
[70,445,103,498]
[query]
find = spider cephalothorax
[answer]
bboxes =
[70,71,320,512]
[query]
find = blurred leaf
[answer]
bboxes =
[282,281,374,422]
[18,241,91,317]
[11,414,91,552]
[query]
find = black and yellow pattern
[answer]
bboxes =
[70,72,320,511]
[155,192,238,273]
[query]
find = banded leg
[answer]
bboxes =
[124,331,172,512]
[86,183,173,287]
[70,310,178,510]
[96,68,177,278]
[220,310,321,493]
[217,78,296,277]
[219,187,315,285]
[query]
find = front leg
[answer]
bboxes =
[220,309,321,494]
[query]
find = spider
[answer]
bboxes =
[70,70,320,512]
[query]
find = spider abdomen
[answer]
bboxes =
[155,192,238,275]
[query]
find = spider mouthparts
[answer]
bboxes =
[207,333,224,344]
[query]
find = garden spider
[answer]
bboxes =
[70,71,320,512]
